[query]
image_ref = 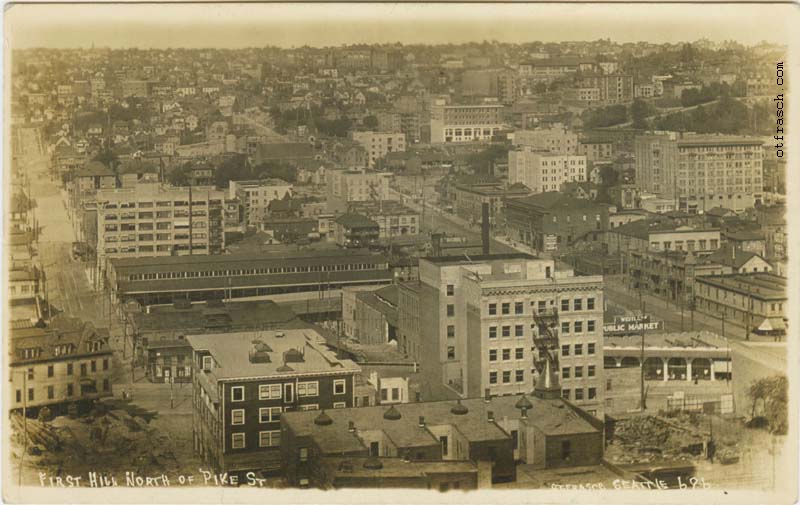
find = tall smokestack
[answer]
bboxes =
[481,202,490,255]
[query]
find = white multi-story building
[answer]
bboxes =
[635,132,764,213]
[95,182,226,278]
[229,179,293,228]
[398,254,605,419]
[430,100,505,143]
[512,124,578,155]
[326,168,392,213]
[351,131,406,168]
[508,148,587,193]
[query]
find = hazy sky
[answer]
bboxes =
[5,3,795,49]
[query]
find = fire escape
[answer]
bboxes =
[532,306,562,399]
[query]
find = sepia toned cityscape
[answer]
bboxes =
[5,6,793,495]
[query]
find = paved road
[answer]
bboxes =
[17,127,110,329]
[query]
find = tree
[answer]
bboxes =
[168,164,192,186]
[631,99,653,129]
[748,375,787,435]
[362,115,379,129]
[467,144,509,176]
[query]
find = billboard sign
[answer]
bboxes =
[603,315,663,336]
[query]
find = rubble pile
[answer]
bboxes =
[11,406,182,479]
[608,415,707,465]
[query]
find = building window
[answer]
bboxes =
[298,381,319,397]
[516,370,525,383]
[447,346,456,360]
[103,379,110,391]
[67,363,73,376]
[489,371,498,384]
[299,404,319,411]
[574,321,583,333]
[103,359,109,371]
[47,385,54,399]
[488,303,497,315]
[574,298,583,311]
[502,349,511,361]
[588,343,596,355]
[561,322,570,334]
[259,384,282,400]
[561,345,570,357]
[502,371,511,384]
[502,326,511,338]
[231,409,245,425]
[447,325,455,338]
[446,304,455,317]
[446,284,455,296]
[587,297,595,310]
[515,348,524,360]
[333,402,346,409]
[488,326,497,339]
[575,366,583,378]
[562,389,570,400]
[574,344,583,356]
[538,300,546,313]
[515,325,524,337]
[259,407,282,423]
[231,433,246,449]
[587,320,596,332]
[562,440,572,460]
[575,389,584,401]
[80,363,87,376]
[562,367,570,379]
[588,365,596,377]
[588,388,597,400]
[489,349,498,362]
[27,368,34,380]
[202,356,213,371]
[333,379,346,395]
[514,302,524,315]
[259,430,280,448]
[67,384,74,397]
[91,361,97,372]
[231,386,245,402]
[299,447,308,462]
[561,299,569,311]
[501,303,510,315]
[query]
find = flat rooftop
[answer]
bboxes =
[186,329,361,381]
[695,273,787,301]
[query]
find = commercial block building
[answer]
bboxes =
[280,392,603,488]
[453,183,532,227]
[351,131,407,168]
[229,179,293,228]
[430,101,505,144]
[693,274,787,338]
[505,193,608,254]
[512,125,578,155]
[347,200,420,239]
[634,133,764,213]
[397,254,605,419]
[10,320,114,416]
[108,249,393,306]
[188,329,362,475]
[95,183,226,279]
[326,169,392,213]
[508,149,587,193]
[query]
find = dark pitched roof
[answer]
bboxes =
[76,161,114,178]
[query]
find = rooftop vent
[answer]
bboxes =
[249,340,273,364]
[314,410,333,426]
[276,363,294,373]
[515,394,533,411]
[284,348,305,363]
[383,405,402,421]
[363,457,383,470]
[450,399,469,415]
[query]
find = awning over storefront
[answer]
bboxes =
[756,317,786,333]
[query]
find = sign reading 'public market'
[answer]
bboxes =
[603,315,664,336]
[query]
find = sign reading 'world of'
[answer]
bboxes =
[603,315,663,335]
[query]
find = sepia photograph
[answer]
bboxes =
[2,2,798,503]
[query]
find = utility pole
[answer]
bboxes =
[640,300,647,411]
[19,371,28,486]
[745,282,752,341]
